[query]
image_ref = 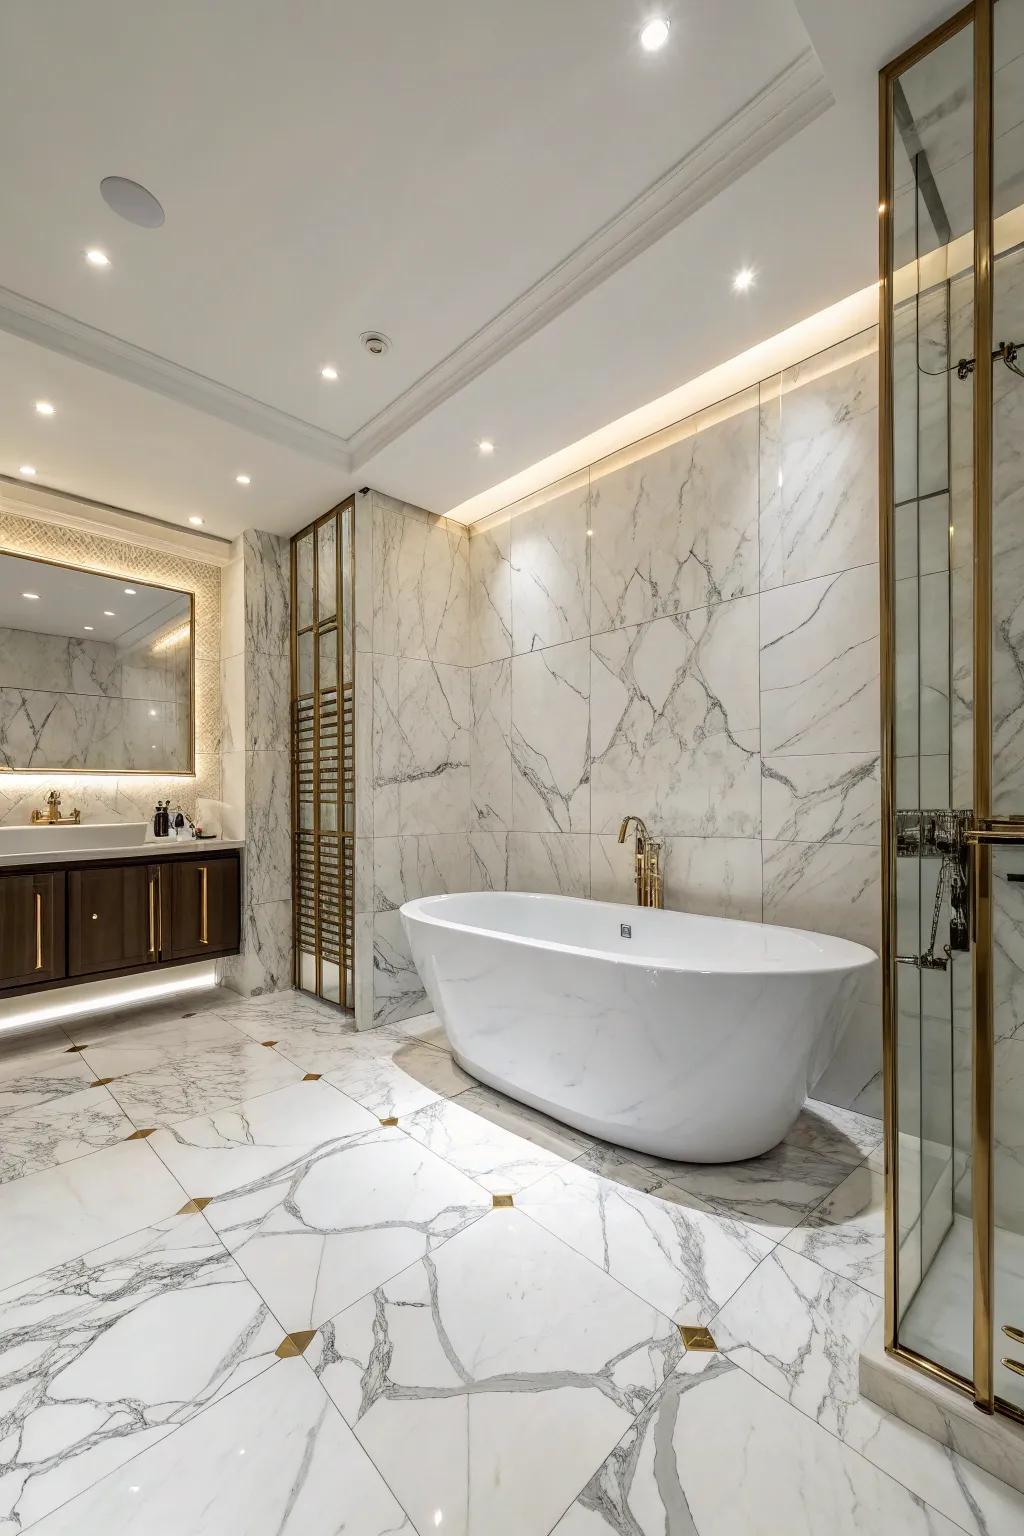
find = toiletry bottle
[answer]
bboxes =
[153,802,164,837]
[173,808,185,840]
[159,801,170,837]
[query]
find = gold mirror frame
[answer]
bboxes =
[0,546,196,777]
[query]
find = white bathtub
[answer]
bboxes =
[401,891,876,1162]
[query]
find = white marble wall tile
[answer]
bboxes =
[591,833,762,919]
[220,653,245,754]
[591,600,760,837]
[510,479,590,654]
[507,831,590,897]
[370,653,401,836]
[893,285,949,505]
[590,401,758,632]
[471,657,512,828]
[373,834,469,913]
[760,564,880,756]
[469,829,509,891]
[353,492,373,654]
[245,750,292,906]
[762,752,880,845]
[399,517,469,665]
[469,518,512,664]
[373,909,430,1025]
[244,647,290,752]
[812,1001,883,1111]
[243,530,290,656]
[229,899,294,997]
[763,839,881,999]
[397,659,471,834]
[511,639,590,832]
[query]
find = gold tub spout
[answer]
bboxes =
[617,815,663,908]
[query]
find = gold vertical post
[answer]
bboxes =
[878,54,899,1355]
[972,0,995,1416]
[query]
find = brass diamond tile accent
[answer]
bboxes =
[680,1325,718,1352]
[303,1073,322,1082]
[275,1329,317,1358]
[90,1078,116,1087]
[492,1194,515,1209]
[64,1044,88,1053]
[125,1128,157,1140]
[380,1116,399,1127]
[260,1040,278,1048]
[176,1197,214,1214]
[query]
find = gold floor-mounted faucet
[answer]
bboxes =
[617,815,663,908]
[31,790,81,826]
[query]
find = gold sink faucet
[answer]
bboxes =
[31,789,81,826]
[617,815,663,908]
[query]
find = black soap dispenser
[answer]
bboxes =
[153,801,164,837]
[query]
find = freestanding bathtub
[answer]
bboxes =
[401,891,876,1162]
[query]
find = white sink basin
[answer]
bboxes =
[0,822,149,854]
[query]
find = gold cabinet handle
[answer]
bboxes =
[148,876,157,957]
[199,865,209,945]
[34,890,43,971]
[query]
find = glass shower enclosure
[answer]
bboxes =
[880,0,1024,1421]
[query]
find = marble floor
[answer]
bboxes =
[1,985,1022,1535]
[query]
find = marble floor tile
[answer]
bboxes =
[783,1097,884,1167]
[0,1084,134,1185]
[657,1142,856,1240]
[401,1095,568,1193]
[452,1081,594,1161]
[712,1244,880,1440]
[0,1036,93,1113]
[259,1018,396,1074]
[205,1125,491,1330]
[88,1037,306,1129]
[518,1160,774,1324]
[782,1163,885,1295]
[0,1212,281,1532]
[60,988,237,1047]
[323,1036,475,1118]
[147,1079,380,1198]
[0,1140,186,1291]
[392,1009,450,1049]
[202,990,341,1043]
[553,1352,964,1536]
[71,1013,254,1064]
[28,1358,413,1536]
[309,1209,682,1536]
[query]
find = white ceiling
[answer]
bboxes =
[0,0,956,538]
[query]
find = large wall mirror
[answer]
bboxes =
[0,551,194,774]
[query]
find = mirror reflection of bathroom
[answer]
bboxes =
[0,3,1023,1531]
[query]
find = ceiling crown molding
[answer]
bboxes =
[347,47,833,466]
[0,287,352,469]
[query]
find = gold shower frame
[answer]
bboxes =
[879,0,1023,1425]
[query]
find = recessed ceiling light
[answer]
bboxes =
[188,515,205,525]
[100,175,165,228]
[360,331,391,356]
[35,400,55,416]
[320,364,339,381]
[235,474,251,486]
[103,610,115,617]
[18,464,37,477]
[732,266,756,293]
[640,17,670,51]
[21,591,39,600]
[85,248,110,268]
[124,586,136,595]
[478,439,495,455]
[149,709,157,717]
[83,624,94,631]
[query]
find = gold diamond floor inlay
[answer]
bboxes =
[177,1197,214,1214]
[260,1039,278,1048]
[125,1128,157,1140]
[492,1194,515,1209]
[64,1044,87,1053]
[90,1078,115,1087]
[276,1329,317,1358]
[380,1116,399,1126]
[680,1325,718,1351]
[303,1072,322,1081]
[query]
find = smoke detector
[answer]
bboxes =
[360,331,391,357]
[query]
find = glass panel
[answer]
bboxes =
[317,518,337,623]
[992,847,1024,1412]
[890,19,974,1382]
[298,629,313,697]
[296,532,314,630]
[340,504,354,687]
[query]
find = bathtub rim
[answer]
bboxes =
[401,890,877,981]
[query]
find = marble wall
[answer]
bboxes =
[219,530,293,997]
[0,503,222,829]
[354,490,470,1027]
[467,330,883,1114]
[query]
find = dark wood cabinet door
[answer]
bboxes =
[161,855,240,960]
[0,872,66,990]
[68,863,157,977]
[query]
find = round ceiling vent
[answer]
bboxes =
[100,176,165,228]
[360,331,391,357]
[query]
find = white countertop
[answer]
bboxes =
[0,835,244,870]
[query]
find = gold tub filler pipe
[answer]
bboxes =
[617,815,663,908]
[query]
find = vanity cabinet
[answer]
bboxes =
[68,863,158,978]
[0,848,240,998]
[0,871,66,990]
